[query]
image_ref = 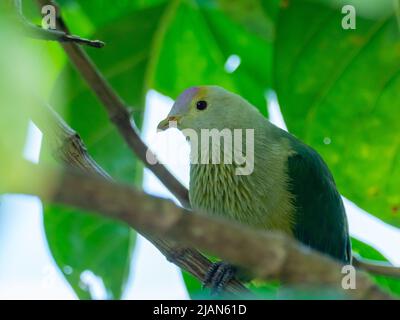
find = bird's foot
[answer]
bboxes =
[202,262,237,295]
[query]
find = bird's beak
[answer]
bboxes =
[157,115,182,131]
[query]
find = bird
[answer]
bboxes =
[157,85,351,293]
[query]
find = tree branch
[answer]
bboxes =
[15,0,104,48]
[32,103,249,296]
[33,104,111,179]
[7,162,394,300]
[36,0,190,209]
[33,0,400,290]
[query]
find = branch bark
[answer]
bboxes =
[8,161,394,300]
[32,103,249,296]
[32,104,111,179]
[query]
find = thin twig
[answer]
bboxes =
[24,26,105,48]
[9,161,394,300]
[33,103,249,296]
[16,0,104,48]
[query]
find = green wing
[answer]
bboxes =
[286,135,351,264]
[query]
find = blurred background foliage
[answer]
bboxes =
[0,2,57,207]
[1,0,397,298]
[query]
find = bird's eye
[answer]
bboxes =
[196,100,207,111]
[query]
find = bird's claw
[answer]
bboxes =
[202,262,237,295]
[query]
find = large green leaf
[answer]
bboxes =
[147,0,236,98]
[42,3,169,299]
[213,0,276,41]
[181,271,205,299]
[57,0,166,28]
[0,5,56,192]
[312,0,396,19]
[44,205,135,299]
[148,0,276,114]
[0,26,30,173]
[198,0,275,111]
[274,0,400,227]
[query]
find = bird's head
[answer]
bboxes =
[157,86,254,132]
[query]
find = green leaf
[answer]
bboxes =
[274,0,400,227]
[310,0,397,20]
[148,0,276,113]
[198,1,275,111]
[44,205,135,299]
[57,0,167,28]
[0,24,30,171]
[42,3,169,299]
[147,0,235,98]
[212,0,276,41]
[0,7,55,192]
[182,271,206,299]
[352,238,400,297]
[247,280,280,299]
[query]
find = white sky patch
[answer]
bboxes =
[224,54,241,73]
[23,121,42,163]
[343,198,400,265]
[141,90,190,198]
[266,90,400,265]
[124,235,189,300]
[266,90,287,131]
[0,195,76,300]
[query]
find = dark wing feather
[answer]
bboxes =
[286,137,351,264]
